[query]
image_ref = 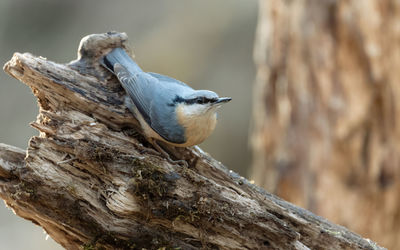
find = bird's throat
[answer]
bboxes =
[176,104,217,146]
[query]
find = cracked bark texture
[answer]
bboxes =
[0,32,383,249]
[251,1,400,249]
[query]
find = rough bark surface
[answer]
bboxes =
[251,1,400,249]
[0,32,383,250]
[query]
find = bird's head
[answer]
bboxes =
[172,90,231,146]
[176,90,231,117]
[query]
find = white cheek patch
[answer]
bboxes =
[181,104,207,117]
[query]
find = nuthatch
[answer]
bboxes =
[102,48,231,147]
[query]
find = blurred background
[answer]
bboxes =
[252,1,400,249]
[0,1,258,249]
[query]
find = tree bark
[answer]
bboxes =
[0,32,383,250]
[251,1,400,249]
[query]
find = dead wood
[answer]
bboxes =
[0,32,383,250]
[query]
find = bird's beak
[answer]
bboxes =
[214,97,232,104]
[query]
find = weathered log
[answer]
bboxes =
[0,32,383,250]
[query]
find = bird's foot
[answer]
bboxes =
[148,139,188,167]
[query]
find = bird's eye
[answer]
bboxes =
[196,98,204,104]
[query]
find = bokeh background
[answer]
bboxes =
[0,1,257,249]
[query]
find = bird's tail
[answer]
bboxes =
[101,48,142,74]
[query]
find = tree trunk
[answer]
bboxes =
[0,32,383,250]
[251,1,400,249]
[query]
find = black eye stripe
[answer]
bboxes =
[171,95,217,105]
[187,97,205,104]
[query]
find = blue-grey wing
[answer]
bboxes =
[114,64,154,124]
[148,72,193,89]
[149,102,186,144]
[114,65,186,144]
[147,78,187,144]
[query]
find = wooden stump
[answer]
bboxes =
[0,32,383,249]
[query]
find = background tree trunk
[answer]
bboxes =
[251,1,400,249]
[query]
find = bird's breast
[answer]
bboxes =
[176,104,217,147]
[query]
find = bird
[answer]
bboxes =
[101,47,231,149]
